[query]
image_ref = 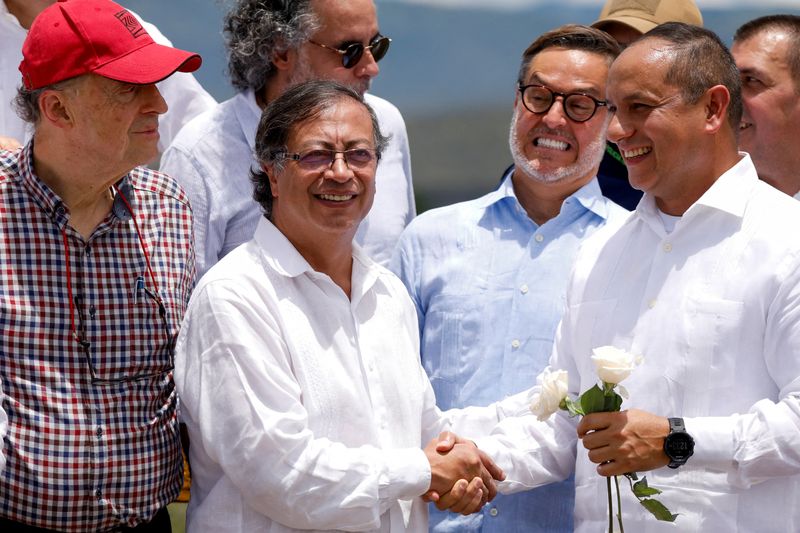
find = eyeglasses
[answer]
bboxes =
[64,182,175,385]
[73,284,174,385]
[518,84,608,123]
[308,35,391,69]
[279,148,379,171]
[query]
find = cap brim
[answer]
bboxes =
[93,41,202,85]
[592,16,657,35]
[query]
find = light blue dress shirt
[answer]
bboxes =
[391,168,628,533]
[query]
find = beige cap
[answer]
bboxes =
[592,0,703,35]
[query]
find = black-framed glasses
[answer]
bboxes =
[308,35,391,68]
[279,148,379,171]
[73,285,175,385]
[518,84,608,123]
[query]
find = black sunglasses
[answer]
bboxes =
[308,35,391,69]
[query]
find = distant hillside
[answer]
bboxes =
[128,1,800,210]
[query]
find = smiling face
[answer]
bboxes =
[267,97,377,254]
[510,47,611,187]
[289,0,381,95]
[606,39,715,214]
[732,29,800,194]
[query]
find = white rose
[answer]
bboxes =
[529,368,569,421]
[591,346,641,385]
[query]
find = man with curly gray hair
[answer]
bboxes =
[161,0,415,277]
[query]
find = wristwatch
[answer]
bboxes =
[663,417,694,469]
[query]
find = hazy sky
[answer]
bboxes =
[380,0,800,9]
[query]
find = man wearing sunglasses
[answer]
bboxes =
[391,25,628,532]
[161,0,414,277]
[0,0,198,530]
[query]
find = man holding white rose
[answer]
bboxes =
[464,23,800,532]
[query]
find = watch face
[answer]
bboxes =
[666,432,694,460]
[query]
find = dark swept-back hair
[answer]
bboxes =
[250,79,389,218]
[641,22,742,129]
[517,24,622,85]
[224,0,319,91]
[734,14,800,93]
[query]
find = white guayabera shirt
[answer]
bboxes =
[175,218,513,533]
[478,154,800,532]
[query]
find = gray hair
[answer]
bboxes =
[13,77,81,125]
[250,79,389,218]
[224,0,319,91]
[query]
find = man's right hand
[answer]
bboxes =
[423,432,505,514]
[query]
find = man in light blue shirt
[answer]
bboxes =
[391,25,628,532]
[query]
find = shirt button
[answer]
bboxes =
[663,242,672,252]
[511,339,521,349]
[89,305,96,319]
[55,205,66,216]
[96,427,103,437]
[648,299,657,309]
[520,284,529,294]
[534,234,544,243]
[94,488,102,498]
[489,507,499,517]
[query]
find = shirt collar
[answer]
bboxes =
[637,153,755,223]
[476,164,615,221]
[19,141,135,228]
[236,89,262,150]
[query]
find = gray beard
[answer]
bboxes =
[508,107,607,184]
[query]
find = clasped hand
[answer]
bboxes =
[422,432,505,515]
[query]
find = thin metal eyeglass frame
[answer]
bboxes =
[307,35,391,68]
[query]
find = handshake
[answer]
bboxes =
[422,432,505,515]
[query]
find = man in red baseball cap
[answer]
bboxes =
[0,0,201,530]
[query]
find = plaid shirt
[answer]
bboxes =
[0,144,195,531]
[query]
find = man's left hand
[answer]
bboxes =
[577,409,670,476]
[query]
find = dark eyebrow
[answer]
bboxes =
[527,74,603,99]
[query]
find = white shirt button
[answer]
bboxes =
[520,284,529,294]
[511,339,521,349]
[534,234,544,243]
[648,299,657,309]
[489,507,499,517]
[663,242,673,252]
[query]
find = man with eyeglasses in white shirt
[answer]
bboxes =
[161,0,415,277]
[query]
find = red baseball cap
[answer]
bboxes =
[19,0,202,90]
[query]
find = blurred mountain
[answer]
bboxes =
[129,1,800,209]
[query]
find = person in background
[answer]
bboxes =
[0,0,199,529]
[391,25,627,533]
[590,0,703,209]
[732,15,800,198]
[161,0,414,277]
[0,0,215,151]
[175,80,507,533]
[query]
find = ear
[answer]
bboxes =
[271,46,296,73]
[702,85,731,134]
[38,89,75,129]
[264,163,280,199]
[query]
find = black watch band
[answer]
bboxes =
[664,417,694,469]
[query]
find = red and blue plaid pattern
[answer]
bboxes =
[0,144,195,531]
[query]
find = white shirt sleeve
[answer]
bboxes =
[175,280,432,530]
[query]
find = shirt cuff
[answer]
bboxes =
[378,447,431,502]
[684,416,735,469]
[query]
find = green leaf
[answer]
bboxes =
[562,397,585,417]
[632,477,662,497]
[640,498,678,522]
[579,385,607,414]
[603,392,623,413]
